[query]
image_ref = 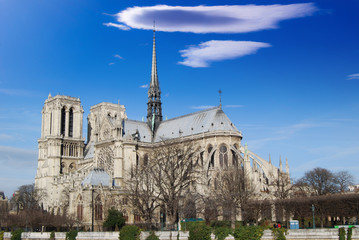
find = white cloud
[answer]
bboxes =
[114,54,123,59]
[191,105,215,109]
[178,40,270,67]
[108,62,115,65]
[0,88,34,97]
[103,22,130,30]
[347,73,359,80]
[0,134,14,141]
[139,84,148,88]
[110,4,317,33]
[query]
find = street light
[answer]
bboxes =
[312,204,315,229]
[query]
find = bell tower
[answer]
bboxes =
[147,28,162,133]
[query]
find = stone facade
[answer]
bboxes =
[34,32,290,230]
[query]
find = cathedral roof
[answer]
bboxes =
[124,119,153,143]
[81,168,111,187]
[154,106,239,142]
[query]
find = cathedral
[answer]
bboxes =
[35,31,289,230]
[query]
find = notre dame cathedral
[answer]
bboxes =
[35,31,290,230]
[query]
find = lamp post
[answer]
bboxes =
[312,204,315,229]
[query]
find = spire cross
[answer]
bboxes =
[218,89,222,107]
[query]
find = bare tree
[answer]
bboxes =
[126,161,160,227]
[335,171,354,192]
[215,166,255,228]
[271,172,292,199]
[149,141,201,227]
[297,167,338,196]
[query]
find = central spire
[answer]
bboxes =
[147,25,162,134]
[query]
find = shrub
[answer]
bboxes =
[11,229,23,240]
[104,208,126,231]
[50,231,55,240]
[213,227,232,240]
[181,221,205,231]
[272,228,286,240]
[210,221,231,228]
[339,227,345,240]
[188,224,212,240]
[348,227,353,240]
[146,231,159,240]
[119,225,141,240]
[233,226,264,240]
[66,230,78,240]
[0,231,4,240]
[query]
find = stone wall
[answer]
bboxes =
[3,228,359,240]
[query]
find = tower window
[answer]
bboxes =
[69,108,73,137]
[61,107,66,136]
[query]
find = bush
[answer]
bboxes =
[210,221,231,228]
[188,224,212,240]
[146,231,159,240]
[348,227,353,240]
[66,230,78,240]
[50,231,55,240]
[213,227,232,240]
[233,226,264,240]
[119,225,141,240]
[11,229,23,240]
[272,228,286,240]
[0,231,4,240]
[181,221,205,231]
[339,227,345,240]
[104,208,126,231]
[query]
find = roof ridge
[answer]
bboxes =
[162,106,220,123]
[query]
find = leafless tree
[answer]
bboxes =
[214,166,255,228]
[335,171,354,192]
[297,167,338,196]
[125,160,160,227]
[149,140,201,227]
[271,172,292,199]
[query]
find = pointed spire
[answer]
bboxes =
[286,157,289,174]
[218,89,222,108]
[279,155,283,172]
[147,24,162,133]
[269,154,271,164]
[150,23,159,89]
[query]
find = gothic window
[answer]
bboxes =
[134,214,141,222]
[208,145,215,168]
[95,195,103,220]
[143,154,148,166]
[232,150,238,166]
[200,151,204,166]
[61,107,66,136]
[69,162,74,171]
[69,108,73,137]
[77,195,83,221]
[219,144,228,169]
[122,210,128,222]
[50,112,52,134]
[98,147,114,177]
[122,198,128,205]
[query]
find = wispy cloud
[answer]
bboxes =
[0,134,14,141]
[0,88,34,97]
[0,146,37,168]
[178,40,270,67]
[114,54,123,59]
[109,4,317,33]
[103,22,130,30]
[191,105,215,110]
[108,62,115,65]
[139,84,148,88]
[347,73,359,80]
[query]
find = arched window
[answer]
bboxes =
[219,144,228,169]
[61,107,66,136]
[69,108,73,137]
[95,195,103,220]
[208,145,215,168]
[232,150,238,166]
[50,112,52,134]
[77,195,83,221]
[143,154,148,166]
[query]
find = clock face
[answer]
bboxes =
[98,146,114,176]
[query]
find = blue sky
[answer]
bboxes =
[0,0,358,197]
